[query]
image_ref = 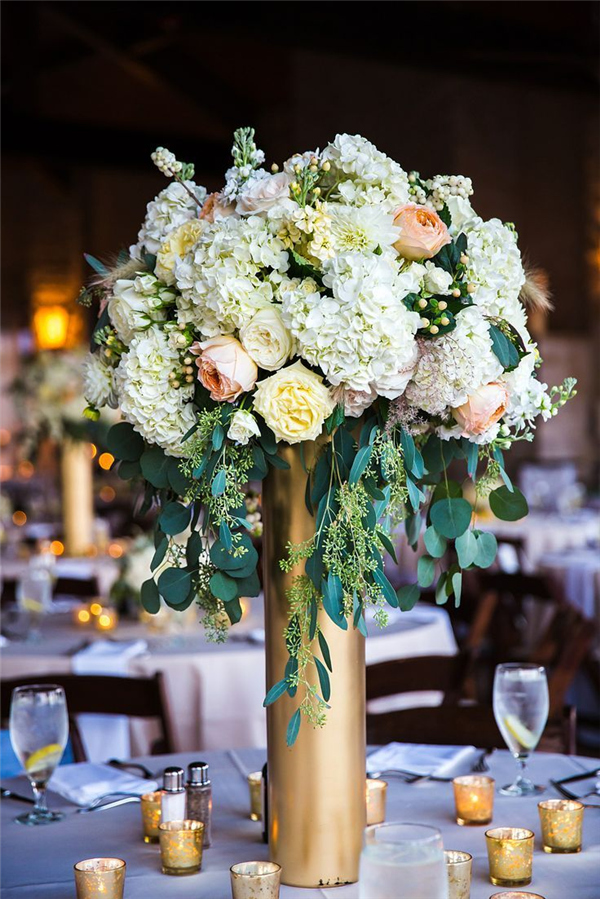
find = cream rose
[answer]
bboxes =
[392,204,451,261]
[331,384,377,418]
[423,261,453,295]
[239,307,294,371]
[227,409,261,445]
[199,191,236,223]
[253,361,335,444]
[192,335,257,402]
[236,173,290,215]
[108,275,174,344]
[156,220,204,285]
[452,381,509,436]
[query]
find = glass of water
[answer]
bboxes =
[493,663,549,796]
[9,684,69,825]
[359,823,448,899]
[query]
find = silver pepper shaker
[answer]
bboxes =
[161,766,186,823]
[186,761,212,847]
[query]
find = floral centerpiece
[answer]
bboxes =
[81,128,574,746]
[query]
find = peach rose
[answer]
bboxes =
[452,382,509,436]
[199,192,236,223]
[191,336,257,402]
[392,204,451,261]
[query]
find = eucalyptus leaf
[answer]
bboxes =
[285,656,298,697]
[151,537,168,572]
[314,657,331,702]
[118,459,141,480]
[232,569,261,597]
[186,531,204,567]
[263,679,288,707]
[377,530,398,563]
[349,444,372,485]
[489,485,528,521]
[140,445,170,489]
[141,578,161,614]
[318,630,333,671]
[373,568,399,608]
[286,708,301,747]
[209,570,237,603]
[224,597,243,624]
[157,567,192,605]
[451,569,463,607]
[455,529,478,568]
[211,470,227,497]
[473,531,498,568]
[211,424,224,451]
[423,526,447,559]
[107,422,145,462]
[405,512,421,549]
[322,574,347,628]
[397,583,420,611]
[159,501,191,536]
[435,571,448,605]
[417,554,436,588]
[167,458,192,496]
[430,497,472,538]
[219,521,233,551]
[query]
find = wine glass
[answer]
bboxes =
[9,685,69,825]
[359,823,448,899]
[493,663,549,797]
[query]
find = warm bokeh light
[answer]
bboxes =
[87,546,99,557]
[50,540,65,556]
[0,429,11,446]
[96,609,118,631]
[98,452,115,471]
[32,305,71,350]
[12,510,27,526]
[0,464,14,481]
[88,443,98,459]
[17,460,35,479]
[99,485,116,503]
[89,601,103,617]
[108,543,124,559]
[77,609,91,624]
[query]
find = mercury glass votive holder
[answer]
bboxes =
[445,849,473,899]
[453,775,495,825]
[158,820,203,875]
[485,828,534,887]
[247,771,262,821]
[538,799,584,853]
[140,790,162,844]
[366,778,388,826]
[230,861,282,899]
[74,858,126,899]
[489,893,546,899]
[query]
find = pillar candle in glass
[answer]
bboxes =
[247,771,262,821]
[453,775,495,825]
[366,779,387,826]
[159,820,203,875]
[538,799,584,853]
[485,828,534,888]
[140,791,162,844]
[230,861,282,899]
[74,858,125,899]
[444,850,472,899]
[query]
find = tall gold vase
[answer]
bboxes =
[60,438,94,556]
[262,442,366,887]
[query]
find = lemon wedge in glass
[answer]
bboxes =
[504,714,538,750]
[25,743,64,775]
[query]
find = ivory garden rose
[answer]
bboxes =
[236,172,291,215]
[252,361,335,443]
[392,203,452,261]
[239,307,294,371]
[192,335,257,402]
[452,381,510,436]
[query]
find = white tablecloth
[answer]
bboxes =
[1,748,598,898]
[541,548,600,626]
[1,605,456,754]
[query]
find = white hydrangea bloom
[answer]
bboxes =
[173,215,289,336]
[114,327,195,456]
[130,181,206,258]
[502,350,552,429]
[405,305,503,415]
[281,253,421,397]
[83,353,118,409]
[322,134,410,212]
[108,274,176,344]
[462,217,526,323]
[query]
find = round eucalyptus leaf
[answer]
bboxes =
[430,497,472,539]
[107,422,145,462]
[489,486,528,522]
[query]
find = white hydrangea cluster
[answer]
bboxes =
[405,305,503,415]
[173,214,289,336]
[108,274,176,344]
[281,253,421,396]
[502,352,552,429]
[131,180,206,258]
[462,216,526,323]
[82,352,118,409]
[115,327,195,456]
[322,134,410,212]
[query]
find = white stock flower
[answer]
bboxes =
[227,409,261,445]
[239,306,293,371]
[281,253,421,397]
[83,353,118,409]
[114,327,195,456]
[405,306,503,415]
[322,134,410,212]
[130,180,206,258]
[108,274,176,344]
[502,349,552,429]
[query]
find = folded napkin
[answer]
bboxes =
[49,762,157,807]
[72,639,148,676]
[366,742,479,777]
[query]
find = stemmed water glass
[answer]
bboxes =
[493,663,549,797]
[358,823,448,899]
[9,684,69,825]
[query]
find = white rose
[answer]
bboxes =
[239,307,294,371]
[331,384,377,418]
[253,361,335,444]
[108,276,174,344]
[236,173,290,215]
[423,262,453,295]
[82,353,117,409]
[446,195,477,232]
[227,410,261,445]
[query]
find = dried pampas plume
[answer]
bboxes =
[519,264,553,313]
[90,255,142,289]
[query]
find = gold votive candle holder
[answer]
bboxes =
[445,849,473,899]
[158,820,203,876]
[453,775,495,825]
[140,790,162,844]
[489,893,546,898]
[366,778,387,826]
[538,799,584,853]
[230,861,282,899]
[247,771,262,821]
[485,827,534,887]
[74,858,126,899]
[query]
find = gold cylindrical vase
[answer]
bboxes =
[263,442,366,887]
[61,438,94,556]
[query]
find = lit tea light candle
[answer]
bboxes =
[95,608,118,631]
[247,771,262,821]
[445,849,472,899]
[74,858,126,899]
[485,827,534,888]
[453,775,495,825]
[73,605,92,626]
[141,791,162,844]
[158,820,203,875]
[366,778,387,826]
[538,799,584,853]
[89,601,103,618]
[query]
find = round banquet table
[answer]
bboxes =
[1,604,456,753]
[1,747,599,898]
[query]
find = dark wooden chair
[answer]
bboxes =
[1,672,174,761]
